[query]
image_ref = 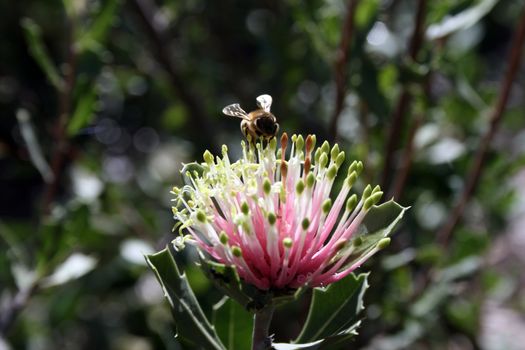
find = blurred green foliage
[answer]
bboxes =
[1,0,525,349]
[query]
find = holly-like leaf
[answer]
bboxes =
[145,246,225,350]
[294,273,368,344]
[362,199,409,234]
[274,322,361,349]
[335,200,409,272]
[212,297,253,350]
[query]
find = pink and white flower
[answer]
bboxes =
[171,134,390,291]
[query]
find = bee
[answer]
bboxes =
[222,94,279,142]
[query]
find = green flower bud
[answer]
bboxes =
[296,180,305,195]
[302,218,310,230]
[322,199,332,214]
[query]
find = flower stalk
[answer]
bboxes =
[252,304,275,350]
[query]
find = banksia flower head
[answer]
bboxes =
[171,133,392,291]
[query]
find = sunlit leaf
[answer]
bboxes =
[426,0,498,40]
[294,273,368,343]
[41,253,97,288]
[212,297,253,350]
[145,246,225,350]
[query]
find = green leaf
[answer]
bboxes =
[212,297,253,350]
[77,0,121,52]
[294,273,368,344]
[334,200,408,271]
[20,18,64,90]
[145,246,225,350]
[67,87,97,136]
[274,323,361,349]
[362,200,409,234]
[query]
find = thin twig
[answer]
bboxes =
[389,116,422,200]
[380,0,427,189]
[41,16,77,215]
[436,7,525,247]
[329,0,359,142]
[0,283,40,336]
[127,0,219,153]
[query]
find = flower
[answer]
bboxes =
[171,133,391,291]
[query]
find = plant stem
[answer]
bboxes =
[329,0,358,142]
[252,304,275,350]
[41,16,77,215]
[127,0,219,154]
[381,0,427,190]
[436,6,525,247]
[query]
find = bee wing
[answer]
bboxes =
[256,94,272,112]
[222,103,249,119]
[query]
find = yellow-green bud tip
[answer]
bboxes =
[321,140,330,154]
[363,184,372,199]
[346,171,357,187]
[336,151,345,168]
[269,137,277,151]
[296,135,304,150]
[196,210,207,223]
[241,202,250,215]
[296,180,305,194]
[283,237,293,249]
[346,194,358,211]
[364,191,383,210]
[327,165,337,180]
[319,153,329,168]
[301,218,310,230]
[203,150,214,164]
[263,179,272,195]
[322,199,332,214]
[232,246,242,257]
[268,212,276,225]
[330,144,340,160]
[306,172,315,188]
[219,231,228,245]
[377,237,391,249]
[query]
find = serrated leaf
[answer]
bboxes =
[145,246,225,350]
[21,18,64,90]
[336,200,408,271]
[274,322,361,349]
[212,297,253,350]
[362,200,409,234]
[294,273,368,344]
